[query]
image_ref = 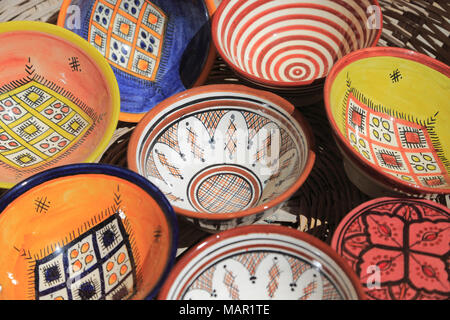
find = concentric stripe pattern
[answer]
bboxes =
[215,0,380,84]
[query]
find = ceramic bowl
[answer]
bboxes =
[0,21,120,189]
[158,225,366,300]
[331,197,450,300]
[127,84,315,232]
[0,163,178,300]
[324,47,450,197]
[58,0,218,123]
[212,0,382,89]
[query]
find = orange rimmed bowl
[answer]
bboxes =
[0,21,120,189]
[212,0,382,89]
[57,0,219,123]
[128,84,315,232]
[324,47,450,197]
[0,163,178,300]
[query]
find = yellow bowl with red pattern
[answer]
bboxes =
[0,164,177,300]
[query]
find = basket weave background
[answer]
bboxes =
[0,0,449,251]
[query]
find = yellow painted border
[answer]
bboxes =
[0,21,120,189]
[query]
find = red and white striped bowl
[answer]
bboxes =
[212,0,383,88]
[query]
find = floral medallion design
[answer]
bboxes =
[343,77,449,190]
[88,0,168,82]
[332,198,450,300]
[158,226,361,300]
[183,251,342,300]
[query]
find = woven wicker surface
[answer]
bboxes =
[0,0,448,251]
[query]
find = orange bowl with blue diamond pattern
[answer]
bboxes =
[324,47,450,196]
[0,21,120,189]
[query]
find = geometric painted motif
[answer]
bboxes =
[346,92,449,189]
[144,109,301,213]
[0,81,92,169]
[88,0,167,81]
[35,213,136,300]
[183,252,342,300]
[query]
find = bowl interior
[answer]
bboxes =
[133,88,310,215]
[0,170,175,300]
[213,0,381,86]
[159,226,362,300]
[0,25,118,187]
[326,49,450,192]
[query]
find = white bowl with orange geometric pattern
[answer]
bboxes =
[324,47,450,197]
[157,225,366,300]
[127,84,315,232]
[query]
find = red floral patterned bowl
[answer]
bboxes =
[158,225,366,300]
[127,84,315,232]
[212,0,382,89]
[331,197,450,300]
[324,47,450,196]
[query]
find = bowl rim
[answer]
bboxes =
[127,83,316,220]
[0,21,120,189]
[211,0,383,88]
[323,46,450,195]
[0,163,179,300]
[57,0,218,123]
[157,224,367,300]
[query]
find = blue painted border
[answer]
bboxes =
[0,163,178,301]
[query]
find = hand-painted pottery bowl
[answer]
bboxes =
[0,164,178,300]
[158,225,366,300]
[58,0,218,123]
[331,197,450,300]
[127,84,315,233]
[0,21,120,189]
[212,0,382,89]
[324,47,450,197]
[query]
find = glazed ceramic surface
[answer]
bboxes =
[158,225,365,300]
[212,0,382,88]
[325,47,450,195]
[0,164,177,300]
[331,197,450,300]
[128,85,315,232]
[0,21,120,189]
[58,0,217,122]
